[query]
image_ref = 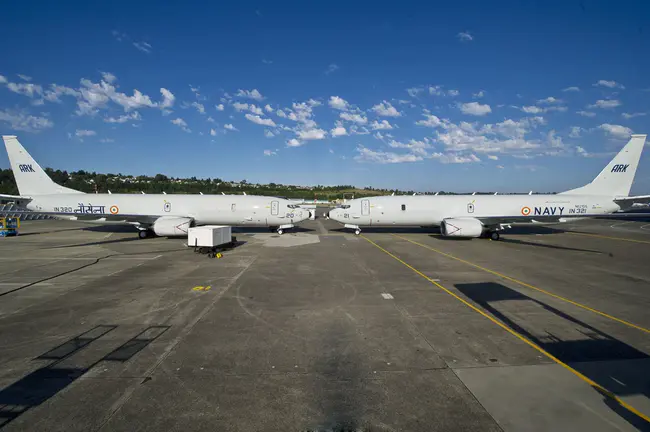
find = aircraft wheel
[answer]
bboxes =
[138,230,149,239]
[490,231,500,241]
[277,229,283,235]
[354,229,361,236]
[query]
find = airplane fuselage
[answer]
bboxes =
[27,193,308,227]
[329,194,621,227]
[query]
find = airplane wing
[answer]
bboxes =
[477,212,650,228]
[4,210,162,225]
[614,195,650,209]
[0,193,32,201]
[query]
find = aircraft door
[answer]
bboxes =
[361,199,370,216]
[271,200,279,216]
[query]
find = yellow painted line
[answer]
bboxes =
[361,234,650,424]
[393,234,650,335]
[566,231,650,245]
[192,285,211,292]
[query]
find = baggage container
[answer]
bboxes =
[188,225,232,248]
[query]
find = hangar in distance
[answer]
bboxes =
[328,134,649,240]
[2,136,310,237]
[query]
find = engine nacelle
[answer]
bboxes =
[152,217,193,237]
[440,218,484,238]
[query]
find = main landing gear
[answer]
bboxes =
[344,224,361,235]
[489,231,500,241]
[138,229,154,239]
[270,224,294,235]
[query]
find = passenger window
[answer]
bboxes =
[231,203,236,212]
[401,204,406,211]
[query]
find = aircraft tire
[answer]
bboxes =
[138,230,149,239]
[354,229,361,236]
[277,229,283,235]
[490,231,500,241]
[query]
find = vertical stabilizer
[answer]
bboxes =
[3,135,83,196]
[561,134,647,197]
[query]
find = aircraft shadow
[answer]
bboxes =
[492,238,606,254]
[44,236,143,249]
[455,282,650,431]
[0,324,169,429]
[232,226,316,234]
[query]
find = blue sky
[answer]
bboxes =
[1,1,649,193]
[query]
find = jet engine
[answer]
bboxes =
[152,217,193,236]
[440,218,484,238]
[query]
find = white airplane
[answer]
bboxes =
[2,135,310,237]
[328,134,650,240]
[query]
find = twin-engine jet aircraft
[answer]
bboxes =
[2,136,309,238]
[328,134,649,240]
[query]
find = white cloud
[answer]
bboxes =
[287,138,303,147]
[457,32,473,42]
[111,30,128,41]
[487,155,499,160]
[210,128,217,136]
[264,104,273,113]
[101,72,117,83]
[0,109,54,132]
[248,104,263,115]
[171,117,191,133]
[328,96,350,111]
[448,89,460,97]
[562,86,580,92]
[160,88,175,109]
[431,153,480,163]
[372,101,401,117]
[569,126,583,138]
[17,74,32,82]
[99,138,114,143]
[276,109,287,118]
[407,87,424,98]
[521,106,544,114]
[105,111,141,123]
[370,120,394,130]
[224,123,238,131]
[473,90,485,98]
[388,139,432,154]
[537,97,562,104]
[330,122,348,137]
[232,102,249,112]
[264,129,275,138]
[588,99,621,109]
[7,82,43,97]
[459,102,491,116]
[297,128,327,140]
[355,146,423,164]
[75,129,96,137]
[547,130,564,149]
[340,112,368,124]
[215,104,225,111]
[264,149,277,156]
[236,89,264,101]
[207,116,215,123]
[622,112,646,119]
[245,114,276,126]
[325,64,339,75]
[576,146,590,157]
[599,123,632,139]
[594,80,625,89]
[415,113,442,127]
[577,110,596,117]
[191,101,206,114]
[133,41,152,53]
[349,125,370,135]
[0,75,7,84]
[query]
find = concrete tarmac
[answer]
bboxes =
[0,214,649,431]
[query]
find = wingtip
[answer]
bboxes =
[2,135,18,140]
[631,134,647,138]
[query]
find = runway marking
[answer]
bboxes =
[192,285,211,292]
[566,231,650,244]
[103,233,113,239]
[381,293,394,300]
[610,221,632,229]
[393,234,650,335]
[361,235,650,424]
[641,224,650,231]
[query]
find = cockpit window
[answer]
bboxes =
[338,204,350,209]
[287,204,300,209]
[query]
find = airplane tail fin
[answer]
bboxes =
[3,135,83,196]
[561,134,647,197]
